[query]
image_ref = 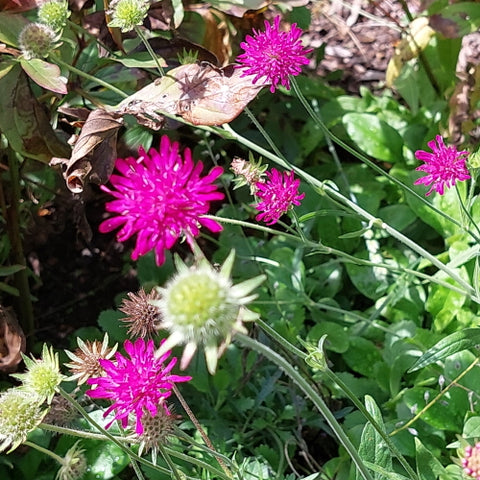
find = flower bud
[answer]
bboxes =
[107,0,150,33]
[19,22,57,59]
[38,0,71,31]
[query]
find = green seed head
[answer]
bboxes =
[38,0,70,31]
[19,22,57,59]
[108,0,150,33]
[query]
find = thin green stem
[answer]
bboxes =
[158,444,183,480]
[134,26,165,76]
[24,440,64,465]
[390,355,480,436]
[54,57,128,99]
[288,77,479,243]
[215,126,480,303]
[455,184,480,240]
[235,333,374,480]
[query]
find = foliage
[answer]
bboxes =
[1,1,480,480]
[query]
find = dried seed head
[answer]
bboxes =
[64,334,117,385]
[119,288,161,338]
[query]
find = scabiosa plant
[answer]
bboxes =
[12,344,64,404]
[154,250,266,374]
[38,0,71,32]
[119,288,161,338]
[0,389,47,453]
[461,442,480,479]
[65,333,117,385]
[99,135,225,266]
[414,135,470,196]
[107,0,150,32]
[86,338,191,434]
[254,168,305,225]
[236,15,312,93]
[18,22,58,59]
[230,155,268,194]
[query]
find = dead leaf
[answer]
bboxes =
[0,0,41,12]
[0,62,71,163]
[115,62,264,126]
[52,109,123,193]
[0,306,25,373]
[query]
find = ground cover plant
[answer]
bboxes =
[1,0,480,479]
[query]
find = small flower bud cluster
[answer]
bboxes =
[19,0,70,59]
[107,0,150,32]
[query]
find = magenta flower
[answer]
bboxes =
[86,338,191,434]
[254,168,305,225]
[414,135,470,196]
[236,15,312,93]
[461,442,480,479]
[99,135,225,265]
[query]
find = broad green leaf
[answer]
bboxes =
[363,462,410,480]
[97,309,128,344]
[20,58,68,94]
[409,328,480,372]
[0,12,28,46]
[343,112,403,162]
[0,264,24,276]
[357,396,392,480]
[307,321,349,354]
[463,416,480,439]
[343,337,384,378]
[415,437,447,480]
[433,3,480,36]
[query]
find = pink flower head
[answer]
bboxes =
[99,135,225,265]
[414,135,470,196]
[462,442,480,479]
[236,15,312,93]
[86,338,191,434]
[254,168,305,225]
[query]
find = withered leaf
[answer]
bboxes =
[0,306,25,374]
[114,62,264,126]
[52,109,123,193]
[0,63,71,163]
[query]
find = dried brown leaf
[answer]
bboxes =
[115,62,264,126]
[52,109,123,193]
[0,306,25,373]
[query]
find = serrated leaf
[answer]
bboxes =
[409,328,480,372]
[20,58,68,94]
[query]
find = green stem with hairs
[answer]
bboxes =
[235,333,375,480]
[54,57,128,99]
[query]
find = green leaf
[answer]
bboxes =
[97,309,129,344]
[20,58,68,94]
[414,437,447,480]
[363,462,410,480]
[0,12,28,47]
[357,396,392,480]
[343,112,403,162]
[409,328,480,372]
[463,416,480,438]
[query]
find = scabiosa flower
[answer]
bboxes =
[0,389,47,453]
[12,344,64,404]
[414,135,470,196]
[461,442,480,479]
[107,0,150,32]
[254,168,305,225]
[19,22,58,59]
[154,250,265,374]
[86,338,191,434]
[38,0,71,32]
[236,15,312,93]
[99,135,224,266]
[65,334,117,385]
[119,288,161,338]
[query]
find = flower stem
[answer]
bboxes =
[455,184,480,241]
[235,333,375,480]
[217,126,480,303]
[134,26,165,77]
[390,355,480,436]
[289,77,479,243]
[24,440,65,465]
[54,57,128,99]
